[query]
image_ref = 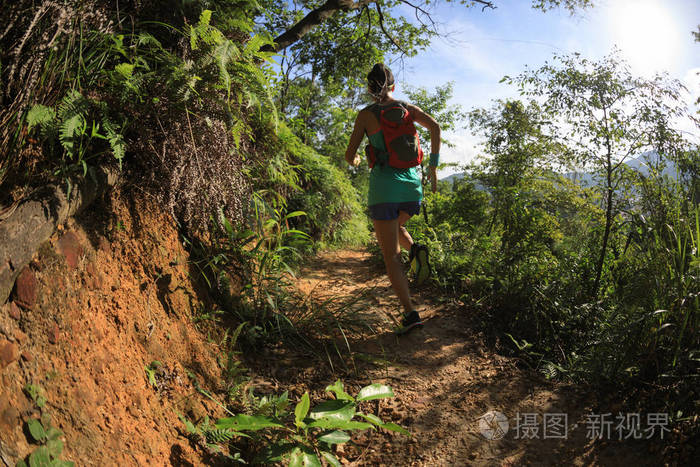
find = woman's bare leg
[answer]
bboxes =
[397,211,414,251]
[373,218,413,314]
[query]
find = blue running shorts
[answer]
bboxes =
[368,201,421,221]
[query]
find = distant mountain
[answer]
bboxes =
[440,172,466,184]
[440,151,680,188]
[563,151,679,187]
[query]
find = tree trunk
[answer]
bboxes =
[0,165,120,304]
[593,150,613,297]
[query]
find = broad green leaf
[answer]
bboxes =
[357,413,383,426]
[318,430,350,444]
[288,448,303,467]
[215,414,283,432]
[51,462,75,467]
[222,214,234,237]
[295,392,310,427]
[28,446,50,467]
[325,380,354,402]
[27,419,47,442]
[284,211,306,219]
[258,441,295,463]
[356,383,394,402]
[145,366,157,387]
[16,460,28,467]
[380,422,411,436]
[320,451,342,467]
[307,418,373,431]
[283,229,311,239]
[47,439,63,458]
[288,447,321,467]
[309,400,355,421]
[357,414,410,435]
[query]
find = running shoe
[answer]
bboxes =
[409,243,419,275]
[395,310,423,335]
[414,244,431,286]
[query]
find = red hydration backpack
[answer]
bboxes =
[365,101,423,169]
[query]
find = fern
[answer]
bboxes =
[26,90,126,171]
[213,41,240,96]
[26,105,57,130]
[242,34,271,57]
[204,428,238,444]
[230,119,247,150]
[227,18,255,33]
[114,63,134,79]
[190,10,224,50]
[136,32,162,49]
[57,90,89,123]
[101,115,126,168]
[59,113,86,159]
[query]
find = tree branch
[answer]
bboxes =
[398,0,437,30]
[472,0,497,12]
[375,2,408,55]
[262,0,375,52]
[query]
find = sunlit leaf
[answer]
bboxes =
[295,392,310,427]
[356,383,394,402]
[325,380,354,402]
[309,400,355,421]
[317,430,350,444]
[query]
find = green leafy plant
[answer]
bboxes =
[24,384,47,409]
[177,413,247,463]
[17,414,73,467]
[186,380,409,465]
[219,322,250,402]
[185,203,311,343]
[26,90,126,197]
[145,361,163,388]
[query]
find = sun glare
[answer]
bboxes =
[607,0,682,74]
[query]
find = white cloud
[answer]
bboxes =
[438,131,483,176]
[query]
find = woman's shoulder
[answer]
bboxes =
[360,102,378,113]
[362,100,414,114]
[397,100,418,111]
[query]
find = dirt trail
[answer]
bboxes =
[293,249,664,467]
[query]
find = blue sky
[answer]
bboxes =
[387,0,700,174]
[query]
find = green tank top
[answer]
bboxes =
[365,104,423,206]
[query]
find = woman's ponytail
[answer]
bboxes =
[367,63,394,101]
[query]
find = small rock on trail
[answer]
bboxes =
[0,340,19,368]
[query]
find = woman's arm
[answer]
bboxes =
[409,105,441,193]
[344,111,366,166]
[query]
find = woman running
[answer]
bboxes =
[344,63,441,335]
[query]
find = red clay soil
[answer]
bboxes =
[0,192,228,466]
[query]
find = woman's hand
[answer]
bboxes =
[352,153,362,167]
[430,166,437,193]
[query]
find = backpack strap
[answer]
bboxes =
[367,101,410,123]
